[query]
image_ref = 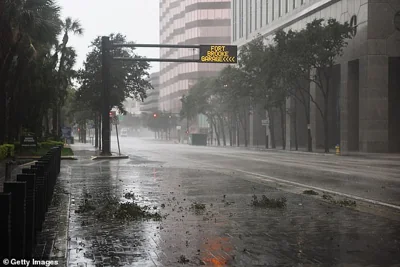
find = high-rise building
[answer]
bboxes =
[232,0,400,153]
[140,72,160,113]
[159,0,232,116]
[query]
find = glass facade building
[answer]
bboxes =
[159,0,232,115]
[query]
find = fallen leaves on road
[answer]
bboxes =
[303,189,319,195]
[251,195,287,209]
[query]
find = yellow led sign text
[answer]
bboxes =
[199,45,237,63]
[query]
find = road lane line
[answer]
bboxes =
[195,152,353,175]
[185,159,400,211]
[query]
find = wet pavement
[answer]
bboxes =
[44,138,400,266]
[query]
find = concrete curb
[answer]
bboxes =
[16,156,78,160]
[91,155,129,160]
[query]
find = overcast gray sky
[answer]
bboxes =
[57,0,160,73]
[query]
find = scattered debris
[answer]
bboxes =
[251,195,287,209]
[124,192,135,200]
[75,199,96,214]
[178,255,190,264]
[95,195,164,222]
[190,202,206,215]
[322,194,357,207]
[303,189,319,195]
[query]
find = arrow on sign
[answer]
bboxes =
[222,57,236,63]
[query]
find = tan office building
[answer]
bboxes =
[159,0,232,131]
[232,0,400,153]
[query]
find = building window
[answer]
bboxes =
[293,0,295,9]
[246,0,249,36]
[286,0,288,13]
[239,0,244,38]
[272,0,274,21]
[233,0,237,41]
[249,0,252,33]
[266,0,269,24]
[279,0,281,17]
[301,0,304,4]
[260,0,263,28]
[255,0,258,30]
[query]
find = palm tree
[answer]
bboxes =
[52,17,83,137]
[0,0,61,143]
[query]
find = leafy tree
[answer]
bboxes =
[0,0,65,144]
[276,18,353,152]
[74,33,152,146]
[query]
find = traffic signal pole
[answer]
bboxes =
[100,39,237,154]
[101,36,112,156]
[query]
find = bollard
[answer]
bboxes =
[4,182,27,258]
[22,168,39,245]
[17,174,36,258]
[0,193,12,259]
[31,165,45,231]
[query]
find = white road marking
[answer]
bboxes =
[185,159,400,211]
[198,152,353,175]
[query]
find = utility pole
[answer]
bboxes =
[101,37,111,155]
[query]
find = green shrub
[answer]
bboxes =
[39,141,64,149]
[0,144,15,160]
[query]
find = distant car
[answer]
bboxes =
[121,129,128,137]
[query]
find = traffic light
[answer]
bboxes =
[109,111,116,118]
[153,113,157,118]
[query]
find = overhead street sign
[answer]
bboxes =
[199,45,237,64]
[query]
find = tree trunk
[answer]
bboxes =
[236,113,240,147]
[218,115,226,146]
[0,88,5,144]
[212,117,220,146]
[228,113,233,146]
[279,104,286,150]
[243,111,248,147]
[293,98,298,151]
[98,114,102,150]
[95,114,99,148]
[267,107,276,148]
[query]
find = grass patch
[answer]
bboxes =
[62,147,74,156]
[251,195,287,209]
[303,189,319,195]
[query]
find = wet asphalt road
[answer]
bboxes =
[56,137,400,266]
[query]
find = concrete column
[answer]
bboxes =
[310,69,324,151]
[340,62,350,154]
[285,96,293,150]
[359,55,389,152]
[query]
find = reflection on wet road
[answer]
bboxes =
[60,138,400,266]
